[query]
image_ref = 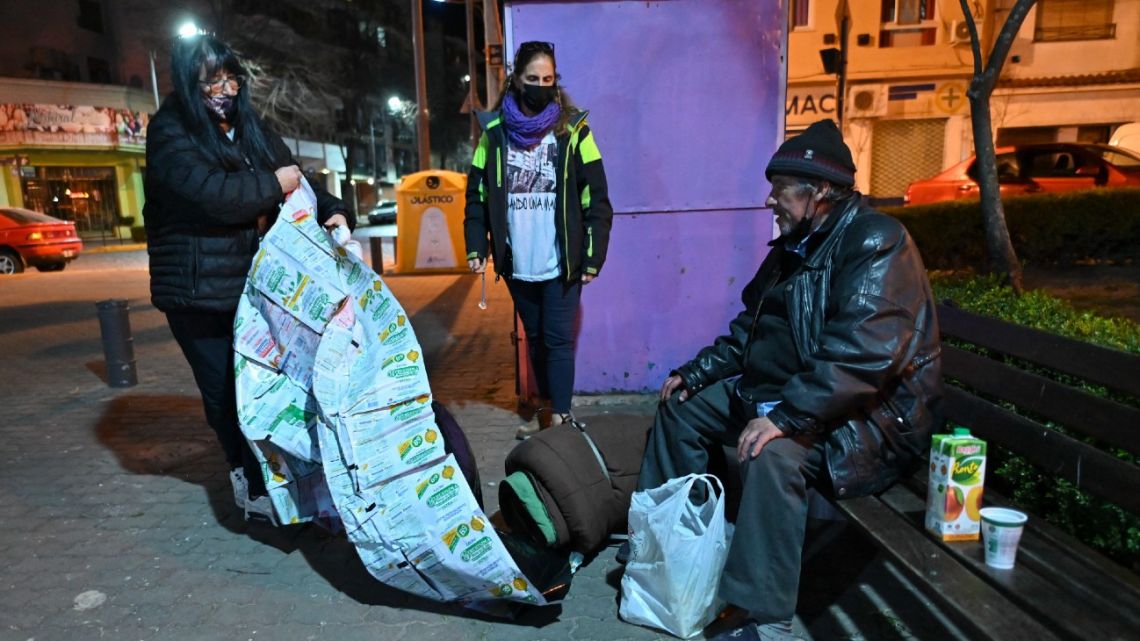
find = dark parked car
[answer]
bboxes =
[0,207,84,274]
[904,143,1140,206]
[367,200,398,226]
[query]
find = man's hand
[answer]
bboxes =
[659,374,690,404]
[737,416,786,462]
[468,257,487,273]
[275,165,303,194]
[581,273,596,285]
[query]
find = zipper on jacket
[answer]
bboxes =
[496,147,502,188]
[561,128,577,280]
[587,227,594,258]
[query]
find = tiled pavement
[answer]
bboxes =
[0,259,968,641]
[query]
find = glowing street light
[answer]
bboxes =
[388,96,404,112]
[178,21,203,38]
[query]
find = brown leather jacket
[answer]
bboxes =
[675,196,944,498]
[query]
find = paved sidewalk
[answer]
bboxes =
[0,268,967,641]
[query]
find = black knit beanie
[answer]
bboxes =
[765,119,856,187]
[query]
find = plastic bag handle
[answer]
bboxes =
[674,473,724,510]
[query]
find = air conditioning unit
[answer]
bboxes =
[950,20,973,45]
[847,85,886,118]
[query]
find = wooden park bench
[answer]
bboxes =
[836,302,1140,641]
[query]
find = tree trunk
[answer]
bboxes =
[966,89,1023,291]
[959,0,1034,293]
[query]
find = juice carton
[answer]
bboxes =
[925,427,987,541]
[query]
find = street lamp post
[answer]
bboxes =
[148,52,161,110]
[411,0,432,171]
[465,0,481,147]
[433,0,485,149]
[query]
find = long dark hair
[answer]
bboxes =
[170,35,279,171]
[493,41,578,136]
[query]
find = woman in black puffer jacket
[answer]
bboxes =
[144,35,351,522]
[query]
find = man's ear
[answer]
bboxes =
[814,182,832,202]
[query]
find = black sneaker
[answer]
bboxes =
[708,620,803,641]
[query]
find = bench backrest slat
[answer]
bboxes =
[945,386,1140,515]
[938,304,1140,398]
[942,346,1140,456]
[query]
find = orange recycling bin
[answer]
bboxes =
[394,170,468,274]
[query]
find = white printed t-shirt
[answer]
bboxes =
[505,131,560,281]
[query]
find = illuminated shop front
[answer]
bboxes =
[0,101,148,242]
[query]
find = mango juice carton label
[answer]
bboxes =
[925,429,987,541]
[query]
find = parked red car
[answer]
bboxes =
[0,207,84,274]
[904,143,1140,206]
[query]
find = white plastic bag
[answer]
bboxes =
[619,473,731,638]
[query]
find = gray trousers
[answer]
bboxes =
[637,378,826,623]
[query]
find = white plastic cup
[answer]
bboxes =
[979,507,1028,569]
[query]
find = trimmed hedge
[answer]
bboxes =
[886,187,1140,270]
[931,274,1140,570]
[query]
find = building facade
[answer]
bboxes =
[0,0,352,242]
[787,0,1140,203]
[0,0,156,241]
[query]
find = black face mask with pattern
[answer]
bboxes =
[204,94,236,123]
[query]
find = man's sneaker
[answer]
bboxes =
[615,541,631,565]
[708,620,803,641]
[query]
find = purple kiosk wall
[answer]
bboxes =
[505,0,787,392]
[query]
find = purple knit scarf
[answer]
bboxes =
[502,92,560,149]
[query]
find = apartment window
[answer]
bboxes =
[880,0,937,46]
[882,0,935,25]
[792,0,811,29]
[77,0,104,33]
[1035,0,1115,42]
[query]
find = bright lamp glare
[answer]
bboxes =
[388,97,403,111]
[178,22,201,38]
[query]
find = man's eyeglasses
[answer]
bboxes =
[199,75,245,95]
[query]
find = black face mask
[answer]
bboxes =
[521,83,557,112]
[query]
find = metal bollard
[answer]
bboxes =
[95,299,138,387]
[369,236,385,275]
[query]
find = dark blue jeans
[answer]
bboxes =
[506,278,581,414]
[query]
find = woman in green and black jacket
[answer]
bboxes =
[464,41,613,439]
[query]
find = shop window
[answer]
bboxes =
[1035,0,1115,41]
[77,0,104,33]
[792,0,811,29]
[879,0,937,47]
[20,167,121,234]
